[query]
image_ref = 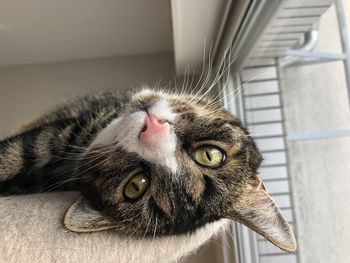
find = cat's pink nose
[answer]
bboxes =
[139,114,170,141]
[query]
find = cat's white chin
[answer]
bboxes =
[91,99,179,173]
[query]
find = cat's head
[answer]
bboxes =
[64,89,296,252]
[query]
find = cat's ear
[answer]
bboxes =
[64,197,117,233]
[226,175,297,252]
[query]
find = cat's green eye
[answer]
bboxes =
[192,146,225,167]
[124,173,149,200]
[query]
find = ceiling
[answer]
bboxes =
[0,0,173,66]
[0,0,232,74]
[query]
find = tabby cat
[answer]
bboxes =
[0,89,296,253]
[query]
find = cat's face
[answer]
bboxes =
[65,89,296,252]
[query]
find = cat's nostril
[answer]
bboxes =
[141,124,148,132]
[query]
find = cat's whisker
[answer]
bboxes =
[198,47,239,103]
[197,43,214,100]
[117,211,146,246]
[185,65,193,96]
[62,151,113,173]
[191,37,208,97]
[223,232,231,250]
[183,65,191,96]
[226,227,239,251]
[188,44,235,106]
[179,67,186,95]
[203,53,238,103]
[167,75,177,92]
[191,41,213,102]
[144,214,158,260]
[206,65,232,107]
[54,150,114,187]
[121,211,143,223]
[206,71,270,110]
[199,47,231,100]
[142,214,153,240]
[220,72,270,108]
[43,174,90,192]
[153,215,158,241]
[139,201,154,242]
[182,65,188,96]
[187,65,196,95]
[50,148,101,164]
[196,46,227,101]
[154,74,164,89]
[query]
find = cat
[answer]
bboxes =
[0,88,296,258]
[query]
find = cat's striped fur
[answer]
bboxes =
[0,91,126,193]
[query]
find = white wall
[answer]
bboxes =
[0,52,175,137]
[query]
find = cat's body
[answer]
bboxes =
[0,91,127,194]
[0,88,296,261]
